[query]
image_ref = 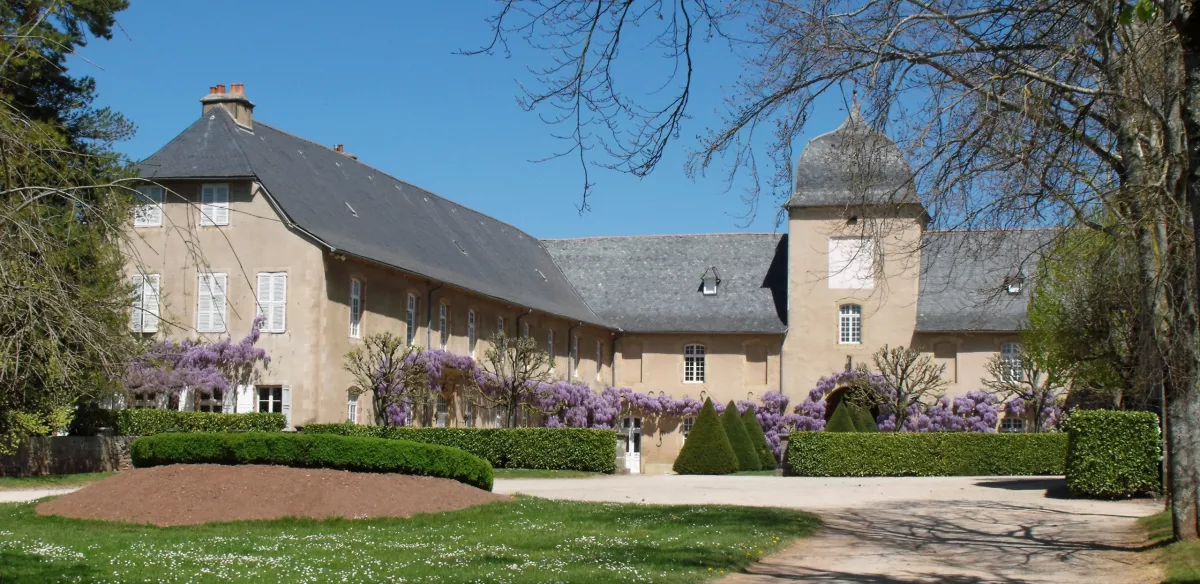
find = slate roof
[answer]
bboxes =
[542,234,788,334]
[136,108,604,325]
[916,230,1051,332]
[787,108,920,210]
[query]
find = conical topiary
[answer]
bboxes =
[673,398,738,475]
[721,400,761,471]
[741,404,776,470]
[825,401,858,432]
[849,405,879,432]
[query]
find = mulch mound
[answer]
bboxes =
[36,464,510,526]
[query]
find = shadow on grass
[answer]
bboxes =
[0,551,100,583]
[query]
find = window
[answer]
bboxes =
[702,279,717,295]
[349,279,362,338]
[439,302,449,348]
[435,395,448,428]
[464,399,474,428]
[197,273,228,333]
[522,322,530,339]
[701,267,720,296]
[839,304,862,344]
[684,344,706,383]
[548,330,555,362]
[256,272,287,333]
[1000,417,1026,433]
[828,237,874,289]
[1001,342,1023,381]
[1006,278,1024,295]
[258,387,283,413]
[130,273,160,333]
[683,417,695,438]
[133,185,163,227]
[572,335,580,377]
[196,389,224,413]
[497,316,505,336]
[347,394,359,424]
[406,294,418,345]
[199,183,230,226]
[468,310,477,355]
[595,340,603,381]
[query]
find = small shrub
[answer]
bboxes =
[741,405,776,470]
[787,432,1067,476]
[302,424,617,473]
[673,398,738,475]
[849,405,879,432]
[130,432,494,490]
[721,401,761,471]
[1065,410,1161,498]
[71,406,285,436]
[825,401,858,432]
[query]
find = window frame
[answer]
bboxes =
[196,389,225,413]
[1000,342,1023,382]
[196,272,228,333]
[548,329,555,362]
[1000,417,1026,433]
[257,386,283,414]
[347,394,359,424]
[522,322,530,339]
[255,272,288,333]
[682,416,695,438]
[572,335,580,378]
[405,293,418,346]
[435,394,448,428]
[439,302,449,348]
[497,316,505,337]
[199,183,230,227]
[683,344,706,384]
[467,309,477,355]
[133,185,163,227]
[838,304,862,345]
[349,278,362,338]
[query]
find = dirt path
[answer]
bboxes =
[496,475,1161,583]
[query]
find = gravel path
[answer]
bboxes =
[496,475,1161,583]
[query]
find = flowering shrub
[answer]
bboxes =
[124,317,270,401]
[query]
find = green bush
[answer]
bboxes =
[786,432,1068,476]
[70,406,286,436]
[721,401,761,471]
[1065,410,1161,498]
[673,398,738,475]
[301,424,617,474]
[825,401,858,432]
[741,405,776,470]
[849,405,879,432]
[130,432,494,491]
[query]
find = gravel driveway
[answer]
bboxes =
[495,475,1161,583]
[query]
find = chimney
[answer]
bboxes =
[200,82,255,128]
[334,144,344,153]
[333,144,358,160]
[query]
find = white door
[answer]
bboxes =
[623,417,642,474]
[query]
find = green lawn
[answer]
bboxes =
[492,468,604,479]
[1140,510,1200,583]
[0,472,113,491]
[0,496,818,583]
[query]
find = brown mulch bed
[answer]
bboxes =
[36,464,510,526]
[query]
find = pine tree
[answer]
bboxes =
[825,401,859,432]
[849,405,879,432]
[741,405,776,470]
[721,401,761,471]
[672,398,738,475]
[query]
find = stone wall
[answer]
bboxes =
[0,436,134,477]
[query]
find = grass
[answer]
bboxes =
[0,496,818,583]
[1140,510,1200,583]
[492,468,604,479]
[0,473,113,491]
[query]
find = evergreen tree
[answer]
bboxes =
[720,400,761,471]
[673,398,737,475]
[741,404,776,469]
[849,405,879,432]
[825,401,859,432]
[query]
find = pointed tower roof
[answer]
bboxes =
[786,106,920,210]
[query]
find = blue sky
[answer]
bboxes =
[76,1,852,238]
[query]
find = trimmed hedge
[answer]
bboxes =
[673,398,738,475]
[302,424,617,474]
[1065,410,1161,498]
[741,405,776,470]
[786,432,1068,477]
[849,405,879,432]
[130,432,494,491]
[722,400,761,471]
[71,406,286,436]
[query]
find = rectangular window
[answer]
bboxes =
[464,399,474,428]
[197,272,228,333]
[435,395,448,428]
[196,389,224,413]
[596,340,603,382]
[130,273,161,333]
[1001,342,1023,381]
[828,237,874,289]
[258,386,283,413]
[684,344,706,383]
[406,294,418,345]
[133,185,163,227]
[349,279,362,338]
[255,272,287,333]
[572,335,580,378]
[468,310,477,356]
[199,183,230,226]
[683,416,695,438]
[1000,417,1026,433]
[548,330,555,362]
[522,322,530,339]
[439,302,449,348]
[839,304,862,344]
[497,316,505,336]
[347,394,359,424]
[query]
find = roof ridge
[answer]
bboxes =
[212,108,255,175]
[543,232,780,241]
[924,227,1057,234]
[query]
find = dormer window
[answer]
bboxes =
[1006,276,1024,295]
[700,267,720,296]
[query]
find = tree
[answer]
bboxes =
[848,405,879,433]
[825,401,858,433]
[983,346,1067,433]
[741,405,776,469]
[343,332,430,426]
[673,398,738,475]
[475,0,1200,538]
[477,332,554,427]
[848,345,946,432]
[720,400,761,470]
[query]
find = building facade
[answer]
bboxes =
[128,85,1038,474]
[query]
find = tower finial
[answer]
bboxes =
[848,88,863,124]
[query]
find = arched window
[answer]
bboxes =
[467,310,477,356]
[684,344,706,383]
[439,302,449,348]
[839,304,862,344]
[405,294,418,345]
[348,278,362,338]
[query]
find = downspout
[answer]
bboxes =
[425,281,443,348]
[515,308,533,337]
[611,331,624,387]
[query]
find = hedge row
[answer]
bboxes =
[302,424,618,474]
[130,432,494,491]
[71,407,286,436]
[786,432,1068,477]
[1065,410,1161,498]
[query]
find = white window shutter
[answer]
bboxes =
[148,187,163,226]
[281,386,292,429]
[236,385,255,413]
[256,273,270,323]
[213,185,230,225]
[222,390,235,413]
[272,273,287,332]
[197,274,213,332]
[144,275,160,333]
[178,387,193,411]
[200,186,215,226]
[130,274,144,332]
[213,273,228,332]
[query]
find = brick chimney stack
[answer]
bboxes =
[201,82,255,128]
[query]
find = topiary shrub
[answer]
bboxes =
[849,405,879,432]
[787,432,1067,476]
[825,401,858,432]
[1065,410,1161,498]
[673,398,737,475]
[131,432,494,491]
[301,425,618,473]
[721,401,761,471]
[741,405,776,470]
[71,407,286,436]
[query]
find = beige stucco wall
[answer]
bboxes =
[914,332,1022,396]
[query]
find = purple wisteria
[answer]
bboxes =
[123,317,271,399]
